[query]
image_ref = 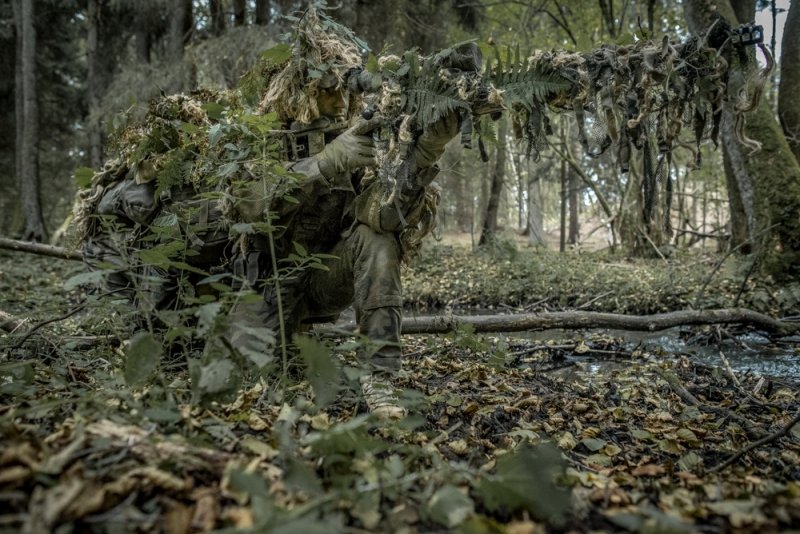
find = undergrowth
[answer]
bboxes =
[2,247,800,532]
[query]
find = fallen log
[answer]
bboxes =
[329,308,799,336]
[0,237,83,262]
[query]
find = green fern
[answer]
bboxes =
[156,149,192,198]
[402,51,471,128]
[490,65,571,111]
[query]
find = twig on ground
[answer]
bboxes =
[657,368,767,440]
[10,304,89,350]
[710,408,800,473]
[719,351,741,388]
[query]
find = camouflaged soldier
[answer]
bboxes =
[78,10,458,417]
[221,12,459,418]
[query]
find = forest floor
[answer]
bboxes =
[1,239,800,533]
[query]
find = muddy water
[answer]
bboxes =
[513,327,800,380]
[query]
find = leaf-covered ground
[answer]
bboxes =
[2,246,800,532]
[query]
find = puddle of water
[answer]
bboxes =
[507,327,800,380]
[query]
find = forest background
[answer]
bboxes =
[1,0,799,273]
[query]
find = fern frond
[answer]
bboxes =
[492,67,571,110]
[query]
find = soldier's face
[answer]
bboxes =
[317,86,349,121]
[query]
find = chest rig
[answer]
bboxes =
[286,117,349,159]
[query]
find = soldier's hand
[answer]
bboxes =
[414,111,462,169]
[317,116,382,180]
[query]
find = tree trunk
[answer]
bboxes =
[15,0,45,242]
[779,0,800,162]
[567,167,580,245]
[169,0,192,60]
[134,12,151,63]
[13,0,23,202]
[684,0,800,278]
[255,0,271,25]
[722,143,750,250]
[479,119,507,245]
[87,0,103,169]
[559,155,567,252]
[234,0,246,26]
[210,0,225,36]
[526,175,545,246]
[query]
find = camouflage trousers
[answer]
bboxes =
[229,224,403,371]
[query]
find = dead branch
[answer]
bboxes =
[0,237,83,261]
[710,408,800,473]
[327,308,798,337]
[657,368,767,440]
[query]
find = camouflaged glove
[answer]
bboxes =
[414,111,461,169]
[316,116,381,182]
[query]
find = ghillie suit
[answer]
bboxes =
[75,90,245,310]
[75,8,448,395]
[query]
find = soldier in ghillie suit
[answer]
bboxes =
[77,9,458,417]
[226,11,459,417]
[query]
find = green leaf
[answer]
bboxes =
[209,124,223,147]
[124,332,162,386]
[229,469,269,497]
[74,167,95,189]
[261,43,291,65]
[63,269,115,291]
[476,443,571,524]
[366,53,379,73]
[143,407,182,423]
[202,102,225,120]
[195,302,221,336]
[580,438,607,452]
[427,485,474,528]
[677,451,703,472]
[217,162,240,179]
[179,121,200,134]
[293,241,307,257]
[284,458,323,496]
[197,359,238,395]
[295,336,339,407]
[151,212,179,227]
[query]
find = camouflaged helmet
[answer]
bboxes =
[258,8,366,124]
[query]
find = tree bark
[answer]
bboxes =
[567,167,580,245]
[255,0,271,25]
[779,0,800,162]
[479,119,507,245]
[169,0,193,60]
[234,0,246,26]
[87,0,104,169]
[13,0,23,202]
[526,175,545,246]
[210,0,225,35]
[15,0,45,242]
[721,142,750,251]
[328,309,798,336]
[134,11,152,63]
[684,0,800,279]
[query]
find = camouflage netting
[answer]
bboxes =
[255,9,364,123]
[74,90,245,243]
